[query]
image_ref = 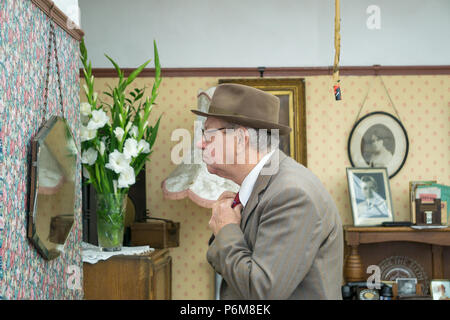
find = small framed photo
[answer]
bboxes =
[396,278,417,296]
[431,280,450,300]
[347,167,394,226]
[348,112,409,179]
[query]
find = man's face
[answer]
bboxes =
[196,117,238,177]
[362,181,374,199]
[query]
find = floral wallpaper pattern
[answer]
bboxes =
[0,0,82,299]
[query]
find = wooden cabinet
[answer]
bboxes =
[344,226,450,282]
[83,249,172,300]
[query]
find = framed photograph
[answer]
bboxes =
[431,280,450,300]
[219,78,307,166]
[346,167,394,226]
[348,111,409,178]
[396,278,417,296]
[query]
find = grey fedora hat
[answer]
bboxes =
[191,83,292,135]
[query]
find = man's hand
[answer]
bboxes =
[209,195,243,236]
[217,191,237,201]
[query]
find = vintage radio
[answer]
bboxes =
[131,216,180,249]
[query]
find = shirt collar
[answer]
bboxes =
[238,150,275,207]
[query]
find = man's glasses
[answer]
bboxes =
[201,127,227,142]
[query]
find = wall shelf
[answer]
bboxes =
[344,226,450,282]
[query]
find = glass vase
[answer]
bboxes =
[96,192,127,251]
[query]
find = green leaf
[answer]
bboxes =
[153,40,161,81]
[80,38,88,63]
[103,91,113,98]
[82,69,90,83]
[105,54,124,82]
[149,114,162,149]
[134,154,148,176]
[124,59,151,88]
[135,91,144,101]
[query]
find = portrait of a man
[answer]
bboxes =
[347,168,394,226]
[356,175,389,218]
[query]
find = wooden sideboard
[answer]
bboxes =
[83,249,172,300]
[344,226,450,282]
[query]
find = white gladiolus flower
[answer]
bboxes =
[114,127,124,141]
[125,122,132,132]
[80,102,92,116]
[87,109,109,130]
[123,138,139,159]
[138,140,150,154]
[81,148,98,166]
[118,165,136,188]
[98,141,106,156]
[130,125,139,138]
[80,125,96,142]
[105,149,130,174]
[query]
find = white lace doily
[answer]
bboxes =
[81,242,154,264]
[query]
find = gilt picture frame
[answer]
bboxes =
[219,78,307,166]
[348,111,409,179]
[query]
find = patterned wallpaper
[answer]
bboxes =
[0,0,83,299]
[85,74,449,299]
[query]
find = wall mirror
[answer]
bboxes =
[28,116,78,260]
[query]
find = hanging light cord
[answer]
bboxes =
[333,0,342,100]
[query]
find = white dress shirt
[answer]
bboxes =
[238,150,275,207]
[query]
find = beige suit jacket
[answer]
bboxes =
[207,150,343,300]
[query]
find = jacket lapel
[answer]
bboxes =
[240,150,286,230]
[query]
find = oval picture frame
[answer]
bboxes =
[348,111,409,179]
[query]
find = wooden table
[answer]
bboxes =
[344,226,450,282]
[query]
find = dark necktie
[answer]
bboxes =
[231,192,241,209]
[208,192,240,245]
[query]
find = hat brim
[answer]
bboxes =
[191,109,292,136]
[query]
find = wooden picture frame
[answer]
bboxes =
[219,78,307,166]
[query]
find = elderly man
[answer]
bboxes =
[192,84,343,300]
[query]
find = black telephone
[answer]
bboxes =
[342,282,393,300]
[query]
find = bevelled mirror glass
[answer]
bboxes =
[28,116,77,260]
